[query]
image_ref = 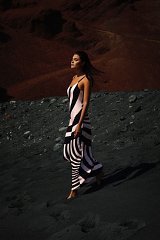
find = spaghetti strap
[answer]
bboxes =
[78,75,85,83]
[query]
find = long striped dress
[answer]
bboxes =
[63,76,103,191]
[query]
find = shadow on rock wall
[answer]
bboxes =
[0,87,14,102]
[30,9,66,38]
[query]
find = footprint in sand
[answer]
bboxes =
[47,212,146,240]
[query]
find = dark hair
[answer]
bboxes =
[74,50,103,87]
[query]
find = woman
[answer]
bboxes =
[63,51,104,200]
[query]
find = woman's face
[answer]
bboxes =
[71,54,83,70]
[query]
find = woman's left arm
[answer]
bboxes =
[74,78,91,138]
[78,78,91,126]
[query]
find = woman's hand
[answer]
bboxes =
[74,124,81,138]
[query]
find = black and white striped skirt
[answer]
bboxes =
[63,136,103,191]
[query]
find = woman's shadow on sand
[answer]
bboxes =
[83,161,159,195]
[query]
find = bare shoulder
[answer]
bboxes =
[82,76,91,85]
[78,76,92,91]
[80,76,92,93]
[83,76,92,91]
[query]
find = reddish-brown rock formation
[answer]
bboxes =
[0,0,160,100]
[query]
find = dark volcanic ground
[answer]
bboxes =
[0,89,160,240]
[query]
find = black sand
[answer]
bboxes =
[0,90,160,240]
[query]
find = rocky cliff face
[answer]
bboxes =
[0,0,160,100]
